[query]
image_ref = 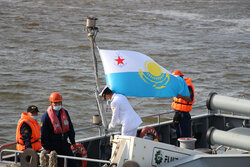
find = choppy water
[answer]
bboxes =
[0,0,249,144]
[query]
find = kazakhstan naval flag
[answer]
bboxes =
[99,49,190,97]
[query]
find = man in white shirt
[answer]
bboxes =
[100,86,142,136]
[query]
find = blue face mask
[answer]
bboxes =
[53,105,62,111]
[31,116,39,120]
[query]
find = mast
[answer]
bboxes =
[85,16,108,133]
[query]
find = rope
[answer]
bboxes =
[49,151,57,167]
[39,150,57,167]
[40,150,49,167]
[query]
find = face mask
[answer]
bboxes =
[53,105,62,111]
[31,116,39,120]
[106,99,111,105]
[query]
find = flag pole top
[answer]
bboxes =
[86,16,98,29]
[86,16,99,37]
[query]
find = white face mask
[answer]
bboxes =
[53,105,62,111]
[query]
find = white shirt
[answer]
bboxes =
[109,93,142,131]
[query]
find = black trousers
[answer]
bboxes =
[55,143,77,167]
[176,112,191,138]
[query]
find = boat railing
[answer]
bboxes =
[0,103,207,152]
[74,92,250,136]
[75,125,103,136]
[0,142,17,151]
[140,104,207,124]
[0,149,21,164]
[72,103,208,138]
[0,149,110,166]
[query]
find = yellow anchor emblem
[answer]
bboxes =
[138,60,170,89]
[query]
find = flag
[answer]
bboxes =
[99,49,190,97]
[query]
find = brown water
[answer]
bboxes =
[0,0,249,144]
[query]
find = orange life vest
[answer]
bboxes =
[47,106,70,134]
[172,78,195,112]
[16,112,42,151]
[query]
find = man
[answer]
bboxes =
[41,92,77,167]
[100,86,142,136]
[172,70,195,138]
[16,105,42,151]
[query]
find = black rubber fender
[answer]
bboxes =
[20,148,38,167]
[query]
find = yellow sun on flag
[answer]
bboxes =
[139,60,170,89]
[146,62,162,76]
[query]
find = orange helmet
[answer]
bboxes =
[172,70,184,77]
[49,92,62,102]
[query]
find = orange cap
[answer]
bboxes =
[172,70,184,77]
[49,92,62,102]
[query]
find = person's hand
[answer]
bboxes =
[173,112,181,128]
[72,144,77,152]
[108,124,113,130]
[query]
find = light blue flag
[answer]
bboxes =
[99,49,190,97]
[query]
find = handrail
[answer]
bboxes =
[57,154,110,164]
[75,125,100,132]
[0,149,22,163]
[0,149,110,165]
[141,110,175,119]
[0,142,16,151]
[141,104,206,119]
[74,104,207,134]
[0,104,207,151]
[140,104,206,124]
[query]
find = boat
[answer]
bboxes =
[1,16,250,167]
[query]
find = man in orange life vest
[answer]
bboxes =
[41,92,77,167]
[172,70,195,138]
[16,105,42,151]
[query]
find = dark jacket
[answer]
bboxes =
[41,109,75,151]
[20,123,32,149]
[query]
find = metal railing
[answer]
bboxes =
[140,104,207,124]
[0,149,21,164]
[75,125,103,136]
[58,154,110,165]
[0,104,207,166]
[0,149,110,166]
